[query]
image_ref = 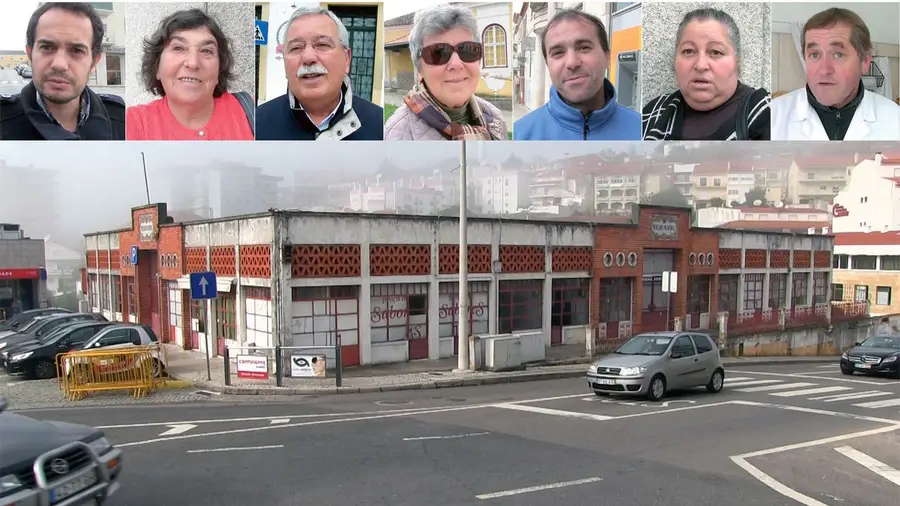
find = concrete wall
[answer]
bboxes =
[183,216,273,247]
[0,239,45,268]
[724,314,897,357]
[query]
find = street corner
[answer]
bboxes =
[733,424,900,506]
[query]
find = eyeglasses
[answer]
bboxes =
[419,42,483,66]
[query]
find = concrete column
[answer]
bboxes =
[271,212,291,350]
[428,231,440,360]
[762,272,771,309]
[489,223,500,334]
[542,275,553,343]
[235,244,245,344]
[359,240,372,365]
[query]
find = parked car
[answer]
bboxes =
[0,396,123,505]
[0,321,113,379]
[67,324,167,378]
[0,308,72,335]
[586,332,725,401]
[0,313,107,349]
[840,335,900,379]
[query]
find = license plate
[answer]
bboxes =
[855,363,872,369]
[49,472,98,503]
[597,379,616,385]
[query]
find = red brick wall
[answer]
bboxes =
[158,226,184,281]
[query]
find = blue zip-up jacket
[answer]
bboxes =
[513,79,641,140]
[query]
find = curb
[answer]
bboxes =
[175,356,839,396]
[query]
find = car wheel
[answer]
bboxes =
[32,360,56,380]
[706,369,724,393]
[840,366,854,376]
[150,358,164,379]
[646,374,666,402]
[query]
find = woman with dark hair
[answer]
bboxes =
[126,9,255,140]
[642,8,770,141]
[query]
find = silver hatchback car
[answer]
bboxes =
[586,331,725,401]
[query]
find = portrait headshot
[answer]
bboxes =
[382,3,511,141]
[255,2,385,141]
[641,2,772,141]
[512,2,642,141]
[770,3,900,141]
[0,2,127,141]
[124,2,257,141]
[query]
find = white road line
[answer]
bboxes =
[738,370,890,386]
[475,477,603,500]
[492,403,613,421]
[853,398,900,409]
[834,446,900,486]
[117,404,492,448]
[608,401,734,420]
[724,379,784,388]
[158,424,196,436]
[730,457,830,506]
[722,377,754,382]
[505,393,595,404]
[816,365,836,369]
[187,445,284,454]
[403,432,490,441]
[269,419,290,425]
[811,391,892,402]
[730,400,900,425]
[735,382,817,393]
[770,386,853,398]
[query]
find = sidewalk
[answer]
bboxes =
[163,344,838,396]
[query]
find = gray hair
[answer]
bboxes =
[409,5,480,68]
[281,6,350,49]
[675,8,741,62]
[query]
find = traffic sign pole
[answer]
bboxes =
[206,298,212,381]
[189,271,218,381]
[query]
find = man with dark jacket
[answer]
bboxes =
[256,6,383,141]
[0,2,125,141]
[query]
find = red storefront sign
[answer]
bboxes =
[0,268,41,280]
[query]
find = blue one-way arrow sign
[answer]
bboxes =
[190,271,218,300]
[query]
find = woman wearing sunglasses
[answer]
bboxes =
[384,5,508,141]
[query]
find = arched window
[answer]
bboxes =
[481,24,508,68]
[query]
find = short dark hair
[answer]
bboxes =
[26,3,105,58]
[541,9,610,58]
[803,8,873,59]
[140,9,235,98]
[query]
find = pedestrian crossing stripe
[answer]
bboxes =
[735,382,818,393]
[853,397,900,409]
[770,386,851,397]
[722,378,900,410]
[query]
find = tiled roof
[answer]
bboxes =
[720,220,828,231]
[834,231,900,245]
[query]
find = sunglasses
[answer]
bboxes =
[419,42,483,66]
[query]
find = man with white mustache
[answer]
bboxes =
[256,7,383,141]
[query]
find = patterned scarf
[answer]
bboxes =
[403,84,499,140]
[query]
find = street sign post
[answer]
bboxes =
[661,271,678,331]
[190,272,218,380]
[255,20,268,45]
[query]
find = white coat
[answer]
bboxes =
[771,87,900,140]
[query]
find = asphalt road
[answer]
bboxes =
[11,362,900,506]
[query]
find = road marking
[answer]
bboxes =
[722,376,754,382]
[724,379,784,388]
[834,446,900,486]
[739,370,891,386]
[731,422,900,506]
[730,400,900,425]
[187,445,284,454]
[506,393,595,405]
[403,432,490,441]
[158,424,196,436]
[475,477,603,500]
[816,365,836,369]
[853,398,900,409]
[492,403,613,421]
[811,391,892,402]
[117,404,493,448]
[270,419,290,424]
[770,386,852,397]
[606,401,733,420]
[735,382,817,393]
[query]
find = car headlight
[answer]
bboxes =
[88,436,112,456]
[841,352,848,359]
[0,342,7,349]
[9,351,32,361]
[884,356,898,363]
[620,366,646,376]
[0,474,23,494]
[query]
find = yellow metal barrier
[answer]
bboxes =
[56,348,157,401]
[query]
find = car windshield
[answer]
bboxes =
[39,325,75,343]
[859,335,900,349]
[17,318,44,332]
[615,335,673,356]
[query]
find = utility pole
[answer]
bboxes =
[141,152,151,205]
[457,140,469,371]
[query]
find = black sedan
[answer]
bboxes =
[0,321,112,379]
[840,335,900,379]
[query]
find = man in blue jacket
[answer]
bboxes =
[256,6,383,141]
[514,9,640,141]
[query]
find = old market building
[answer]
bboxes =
[82,203,844,367]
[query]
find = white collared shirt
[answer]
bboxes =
[289,93,342,131]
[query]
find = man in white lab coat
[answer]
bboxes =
[771,8,900,141]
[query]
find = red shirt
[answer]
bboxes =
[126,92,254,140]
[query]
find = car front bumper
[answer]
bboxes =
[840,357,900,375]
[0,445,123,506]
[585,373,648,395]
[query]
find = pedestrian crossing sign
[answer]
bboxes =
[255,20,268,45]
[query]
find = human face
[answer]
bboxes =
[26,7,99,105]
[674,19,739,111]
[544,17,609,110]
[157,27,220,104]
[283,14,350,108]
[804,23,869,108]
[418,27,481,108]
